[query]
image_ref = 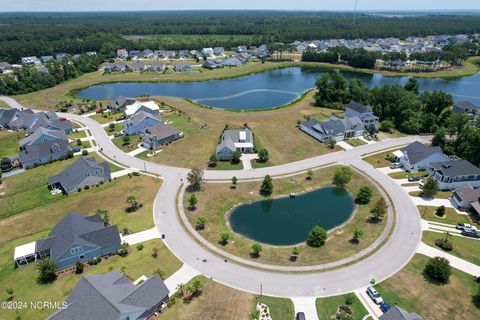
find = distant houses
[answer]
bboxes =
[223,57,242,67]
[453,100,480,122]
[14,212,121,270]
[142,123,183,149]
[173,63,192,73]
[202,58,223,70]
[47,271,169,320]
[345,101,379,130]
[48,157,111,194]
[216,127,255,160]
[300,116,365,143]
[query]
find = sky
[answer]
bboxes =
[1,0,480,12]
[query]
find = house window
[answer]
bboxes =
[70,246,83,255]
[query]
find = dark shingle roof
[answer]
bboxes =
[20,127,67,147]
[430,159,480,178]
[400,141,446,165]
[18,138,70,164]
[379,306,422,320]
[346,101,372,113]
[455,100,480,111]
[143,123,181,142]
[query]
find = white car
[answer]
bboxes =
[367,286,384,305]
[390,163,402,169]
[456,223,477,232]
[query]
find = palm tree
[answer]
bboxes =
[176,283,186,297]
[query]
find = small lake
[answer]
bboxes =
[75,67,480,110]
[228,187,355,246]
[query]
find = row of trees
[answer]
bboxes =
[303,48,378,69]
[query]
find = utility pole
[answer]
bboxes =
[260,283,263,297]
[143,162,146,172]
[353,0,359,25]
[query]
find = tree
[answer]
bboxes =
[188,193,198,210]
[191,279,203,295]
[108,122,115,131]
[208,153,217,167]
[231,176,238,186]
[307,226,327,247]
[431,128,447,149]
[332,166,352,188]
[291,246,301,261]
[187,167,204,191]
[422,178,439,198]
[357,185,373,204]
[176,283,186,297]
[155,268,166,280]
[436,205,446,217]
[306,169,314,180]
[404,78,419,94]
[424,256,451,283]
[126,195,139,212]
[258,148,269,162]
[435,232,453,251]
[371,198,387,221]
[122,135,130,145]
[75,261,84,274]
[352,228,364,243]
[36,258,57,284]
[260,175,273,195]
[231,151,241,164]
[196,216,207,230]
[0,157,12,172]
[96,209,110,226]
[328,139,336,149]
[251,243,262,257]
[379,120,394,133]
[220,232,230,245]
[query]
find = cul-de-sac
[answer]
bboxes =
[1,4,480,320]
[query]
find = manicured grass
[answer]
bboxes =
[0,167,160,243]
[417,205,470,225]
[0,130,23,158]
[376,254,480,320]
[255,296,295,320]
[363,148,399,168]
[70,139,91,149]
[346,138,367,147]
[388,170,428,180]
[0,100,10,109]
[251,161,272,169]
[210,161,243,170]
[409,190,452,199]
[422,231,480,265]
[184,166,388,266]
[89,112,118,124]
[0,236,181,320]
[316,293,368,320]
[401,182,420,187]
[67,130,87,139]
[104,122,124,135]
[112,134,140,153]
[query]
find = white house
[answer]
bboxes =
[125,101,160,117]
[452,184,480,211]
[395,141,449,172]
[428,159,480,190]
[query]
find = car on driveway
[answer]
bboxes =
[408,176,422,182]
[296,312,306,320]
[462,230,480,238]
[113,131,124,138]
[456,223,478,231]
[367,286,384,304]
[380,302,391,313]
[390,163,402,169]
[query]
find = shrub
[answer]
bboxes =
[136,244,144,251]
[220,232,230,245]
[333,166,352,188]
[188,193,198,210]
[307,226,327,247]
[187,168,204,191]
[251,243,262,257]
[345,295,354,305]
[81,149,88,156]
[196,216,207,230]
[231,151,241,164]
[436,205,446,217]
[371,198,387,221]
[257,148,269,162]
[424,256,451,283]
[84,185,90,190]
[260,175,273,195]
[36,258,57,284]
[357,185,373,204]
[435,238,453,251]
[152,247,159,258]
[117,243,129,257]
[75,261,84,274]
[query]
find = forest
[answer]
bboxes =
[1,11,480,63]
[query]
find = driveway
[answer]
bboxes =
[240,153,258,170]
[291,297,319,320]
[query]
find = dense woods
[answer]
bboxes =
[1,11,480,63]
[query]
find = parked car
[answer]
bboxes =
[364,135,372,141]
[71,147,81,153]
[296,312,306,320]
[462,230,480,238]
[367,286,384,304]
[113,131,124,138]
[408,176,422,182]
[456,223,478,231]
[380,302,391,313]
[116,115,126,121]
[390,163,402,169]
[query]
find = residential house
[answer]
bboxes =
[162,50,176,59]
[124,111,162,135]
[72,54,81,60]
[216,127,255,160]
[153,50,163,59]
[452,184,480,215]
[379,306,422,320]
[56,53,67,61]
[345,101,379,130]
[19,127,67,149]
[141,49,154,59]
[128,62,148,72]
[142,123,183,149]
[7,108,35,130]
[173,63,192,73]
[125,100,160,117]
[38,118,73,134]
[117,49,128,60]
[18,138,71,168]
[394,141,449,172]
[237,45,248,53]
[236,52,251,63]
[213,47,226,56]
[299,116,365,143]
[14,213,121,269]
[149,62,167,72]
[453,100,480,120]
[223,57,242,67]
[178,50,189,59]
[0,108,21,128]
[86,51,97,56]
[109,96,136,112]
[251,44,270,58]
[190,50,201,59]
[48,157,111,194]
[21,56,41,65]
[202,47,214,57]
[47,271,169,320]
[428,159,480,190]
[104,63,127,73]
[202,58,223,69]
[0,62,12,72]
[129,50,141,60]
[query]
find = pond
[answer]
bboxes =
[228,187,355,246]
[75,67,480,110]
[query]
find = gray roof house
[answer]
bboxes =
[452,184,480,214]
[345,101,379,129]
[104,63,128,73]
[48,157,111,194]
[124,111,162,135]
[7,108,36,130]
[216,127,254,160]
[428,159,480,190]
[142,123,183,149]
[0,61,12,72]
[24,213,120,270]
[379,306,422,320]
[395,141,449,172]
[18,138,71,168]
[20,127,67,149]
[236,52,251,63]
[173,63,192,72]
[149,62,167,72]
[203,58,223,69]
[128,62,148,72]
[453,100,480,118]
[47,271,169,320]
[109,96,136,112]
[223,57,242,67]
[0,108,21,128]
[214,47,226,56]
[300,116,365,143]
[116,49,128,59]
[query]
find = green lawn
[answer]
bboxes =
[256,296,295,320]
[104,122,124,135]
[70,139,92,150]
[163,111,197,134]
[251,161,272,169]
[0,130,23,158]
[363,149,399,168]
[388,170,429,180]
[376,254,480,320]
[67,130,87,140]
[112,134,140,152]
[210,161,243,170]
[422,231,480,265]
[89,112,117,124]
[316,293,368,320]
[0,237,181,320]
[409,190,452,199]
[418,205,471,225]
[346,138,367,147]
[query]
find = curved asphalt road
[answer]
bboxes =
[1,96,423,297]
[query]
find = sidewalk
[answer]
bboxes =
[291,296,319,320]
[164,264,201,293]
[355,289,381,320]
[128,145,149,156]
[417,242,480,276]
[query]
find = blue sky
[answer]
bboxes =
[1,0,479,12]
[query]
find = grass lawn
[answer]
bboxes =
[89,112,118,124]
[251,161,272,169]
[363,148,399,168]
[210,161,243,170]
[70,139,91,149]
[409,190,452,199]
[346,138,367,148]
[67,130,87,140]
[422,231,480,265]
[0,162,160,243]
[0,236,181,320]
[417,205,471,225]
[376,254,480,320]
[104,122,124,135]
[0,130,23,158]
[184,165,388,266]
[316,293,368,320]
[0,100,10,109]
[161,275,294,320]
[112,134,140,153]
[388,170,429,180]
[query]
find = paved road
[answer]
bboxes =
[1,97,424,298]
